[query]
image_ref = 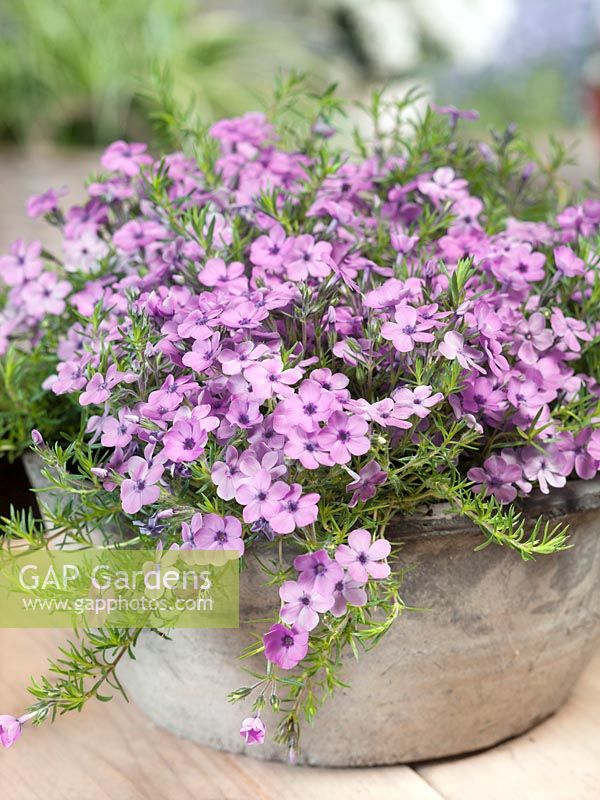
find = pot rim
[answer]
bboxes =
[394,476,600,538]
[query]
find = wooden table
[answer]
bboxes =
[0,628,598,799]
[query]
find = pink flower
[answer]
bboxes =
[263,623,309,669]
[279,580,333,630]
[285,235,333,281]
[113,220,166,252]
[551,308,591,353]
[0,715,22,749]
[240,716,266,746]
[0,239,43,287]
[162,419,208,463]
[193,513,244,555]
[235,469,289,523]
[381,305,436,352]
[345,461,387,506]
[211,446,242,500]
[293,549,343,594]
[244,357,302,400]
[199,258,247,294]
[26,186,67,218]
[24,272,71,316]
[101,409,137,448]
[269,484,320,535]
[100,140,152,176]
[467,456,523,504]
[284,427,334,470]
[218,342,270,375]
[554,245,585,277]
[226,396,263,429]
[393,385,444,419]
[220,301,269,330]
[438,331,485,373]
[120,456,163,514]
[521,444,571,494]
[513,312,553,364]
[335,529,391,582]
[330,574,368,617]
[318,411,370,464]
[79,366,136,406]
[250,226,293,271]
[274,380,334,433]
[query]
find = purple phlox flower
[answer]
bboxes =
[218,341,271,375]
[174,512,203,549]
[494,245,545,286]
[459,376,506,423]
[294,549,343,594]
[113,220,167,252]
[177,306,221,341]
[250,225,294,271]
[279,580,333,631]
[26,186,67,218]
[430,104,479,126]
[193,513,244,555]
[512,312,554,364]
[587,430,600,462]
[79,365,137,406]
[100,140,152,176]
[381,304,436,353]
[0,715,23,749]
[285,235,333,281]
[438,331,486,374]
[318,411,370,464]
[182,332,222,373]
[506,375,555,412]
[309,368,350,400]
[273,379,335,433]
[263,623,308,670]
[269,483,320,535]
[226,395,263,429]
[467,455,523,504]
[335,529,391,583]
[417,167,468,204]
[220,300,269,330]
[558,429,596,480]
[521,444,572,494]
[330,574,368,617]
[24,272,71,316]
[120,456,163,514]
[392,385,444,419]
[240,716,265,746]
[554,245,585,277]
[211,445,242,500]
[283,427,334,470]
[357,398,412,430]
[199,258,248,294]
[161,418,208,463]
[101,408,137,448]
[0,239,43,287]
[551,308,592,353]
[235,469,289,523]
[244,356,303,400]
[345,460,387,507]
[238,449,287,482]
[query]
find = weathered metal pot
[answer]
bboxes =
[113,479,600,766]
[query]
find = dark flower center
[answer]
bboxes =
[282,634,294,648]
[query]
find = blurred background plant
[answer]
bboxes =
[0,0,320,145]
[2,0,600,148]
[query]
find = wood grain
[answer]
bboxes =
[0,628,443,799]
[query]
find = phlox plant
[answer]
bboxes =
[2,78,600,757]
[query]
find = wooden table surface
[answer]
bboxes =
[0,627,599,799]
